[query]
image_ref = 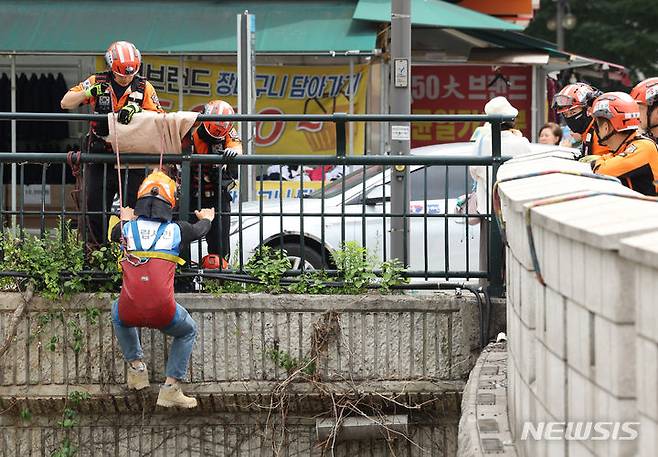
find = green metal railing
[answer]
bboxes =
[0,111,510,294]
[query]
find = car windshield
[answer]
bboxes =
[307,165,385,198]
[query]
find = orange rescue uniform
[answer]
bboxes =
[583,120,609,156]
[593,134,658,196]
[69,72,163,113]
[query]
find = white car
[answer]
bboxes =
[192,142,577,277]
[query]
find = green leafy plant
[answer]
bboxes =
[379,259,409,293]
[52,438,76,457]
[88,244,122,291]
[288,271,328,294]
[245,246,291,294]
[266,346,316,376]
[19,407,31,422]
[0,220,85,299]
[331,242,376,294]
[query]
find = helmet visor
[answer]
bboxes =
[552,93,580,112]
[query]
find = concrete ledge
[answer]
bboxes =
[0,380,465,416]
[457,342,517,457]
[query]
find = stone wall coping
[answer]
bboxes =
[499,175,637,213]
[503,149,578,165]
[528,194,658,250]
[0,292,470,313]
[619,231,658,270]
[496,156,590,182]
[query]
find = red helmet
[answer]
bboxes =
[631,78,658,105]
[105,41,141,76]
[591,92,641,133]
[201,254,229,270]
[631,77,658,106]
[202,100,235,139]
[552,83,601,115]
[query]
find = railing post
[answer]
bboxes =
[179,153,191,263]
[334,113,347,157]
[488,119,504,297]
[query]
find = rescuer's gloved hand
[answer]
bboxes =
[223,147,241,159]
[118,102,142,125]
[578,155,599,164]
[84,81,109,99]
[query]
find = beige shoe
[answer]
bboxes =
[156,383,197,408]
[127,363,149,390]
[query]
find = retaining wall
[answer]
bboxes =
[497,151,658,457]
[0,292,497,456]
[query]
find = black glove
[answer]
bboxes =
[223,147,240,159]
[84,81,109,98]
[117,103,142,125]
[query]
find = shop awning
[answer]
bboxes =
[463,30,631,84]
[0,0,379,54]
[353,0,523,31]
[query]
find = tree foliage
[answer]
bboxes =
[525,0,658,81]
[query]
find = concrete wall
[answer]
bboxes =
[498,151,658,457]
[0,292,487,456]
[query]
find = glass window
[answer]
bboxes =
[410,165,474,201]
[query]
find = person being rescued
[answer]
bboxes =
[109,170,215,408]
[182,100,241,270]
[587,92,658,196]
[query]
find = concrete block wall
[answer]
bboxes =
[497,151,658,457]
[0,292,480,457]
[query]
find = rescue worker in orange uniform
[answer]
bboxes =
[552,83,608,157]
[630,77,658,139]
[110,170,215,408]
[181,100,241,268]
[590,92,658,196]
[61,41,164,246]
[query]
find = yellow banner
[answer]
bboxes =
[97,57,369,155]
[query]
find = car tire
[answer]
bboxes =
[280,242,328,271]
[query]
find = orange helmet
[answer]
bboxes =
[630,77,658,106]
[137,170,177,207]
[552,83,601,115]
[591,92,641,133]
[202,100,235,139]
[105,41,141,76]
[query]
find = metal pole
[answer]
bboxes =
[178,55,185,110]
[238,11,256,203]
[534,67,547,139]
[390,0,411,265]
[556,0,565,51]
[10,55,16,230]
[349,57,355,157]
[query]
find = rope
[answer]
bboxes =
[110,112,128,254]
[159,112,166,171]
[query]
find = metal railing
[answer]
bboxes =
[0,112,510,294]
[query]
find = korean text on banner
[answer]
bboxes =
[410,65,532,147]
[98,58,369,155]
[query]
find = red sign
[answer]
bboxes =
[410,65,532,148]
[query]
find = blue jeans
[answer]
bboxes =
[111,301,197,380]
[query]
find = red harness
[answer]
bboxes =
[117,221,177,329]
